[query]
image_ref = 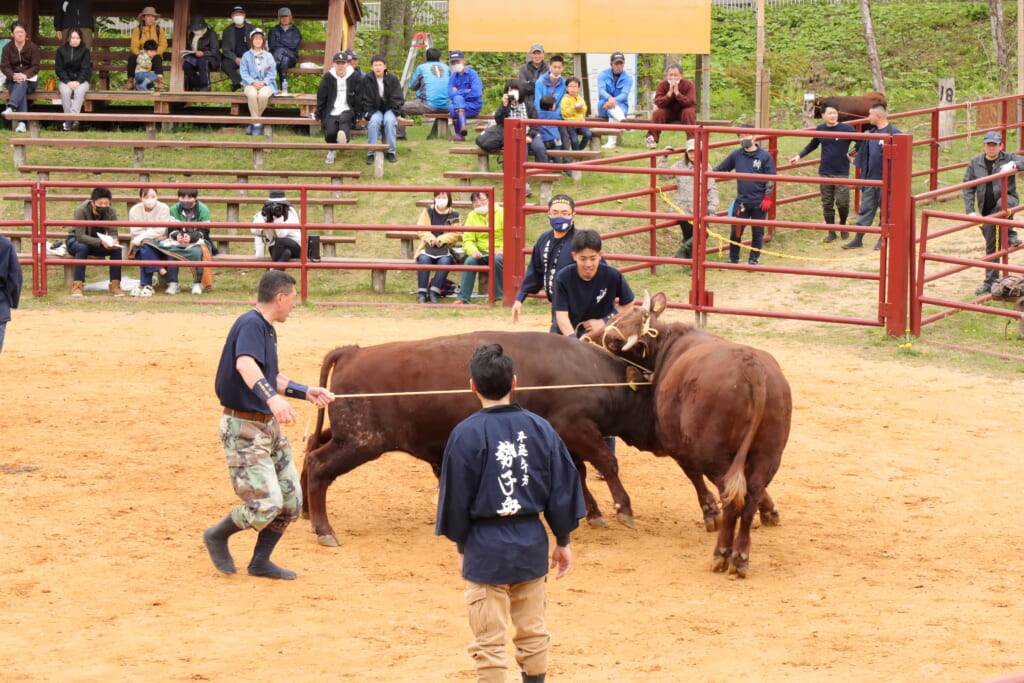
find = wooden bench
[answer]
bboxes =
[0,89,319,117]
[10,137,390,178]
[421,112,490,140]
[34,36,172,91]
[443,170,562,205]
[449,147,600,181]
[6,111,321,138]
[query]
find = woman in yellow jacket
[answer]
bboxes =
[128,7,168,88]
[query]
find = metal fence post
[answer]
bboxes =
[886,134,914,336]
[503,119,527,307]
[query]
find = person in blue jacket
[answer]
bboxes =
[447,49,483,141]
[713,125,777,265]
[0,233,22,355]
[403,46,449,116]
[268,6,301,89]
[596,51,633,148]
[435,343,585,683]
[843,102,901,250]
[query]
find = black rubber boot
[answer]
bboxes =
[247,528,297,580]
[203,514,243,574]
[522,674,546,683]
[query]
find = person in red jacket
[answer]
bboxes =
[646,63,696,149]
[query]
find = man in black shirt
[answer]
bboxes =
[220,5,255,92]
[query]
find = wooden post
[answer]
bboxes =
[755,0,766,126]
[802,92,815,128]
[700,54,711,120]
[938,78,955,150]
[758,69,771,128]
[169,5,188,92]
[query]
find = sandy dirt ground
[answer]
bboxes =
[1,308,1021,682]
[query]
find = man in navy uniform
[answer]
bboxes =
[713,124,776,265]
[511,194,579,332]
[436,344,585,683]
[553,229,635,338]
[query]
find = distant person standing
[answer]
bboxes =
[962,131,1024,295]
[788,103,856,243]
[220,5,255,92]
[713,125,776,266]
[435,343,585,683]
[596,52,632,148]
[0,233,22,354]
[268,6,301,90]
[203,270,334,580]
[55,0,95,46]
[843,102,900,250]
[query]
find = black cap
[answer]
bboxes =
[332,51,346,63]
[610,51,625,63]
[231,5,245,13]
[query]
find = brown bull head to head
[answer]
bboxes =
[585,290,668,362]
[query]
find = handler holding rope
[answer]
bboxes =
[203,271,333,580]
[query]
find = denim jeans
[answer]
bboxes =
[66,236,122,281]
[136,243,178,286]
[416,253,453,292]
[367,110,398,154]
[458,253,503,303]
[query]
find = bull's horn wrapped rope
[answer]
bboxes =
[323,380,652,401]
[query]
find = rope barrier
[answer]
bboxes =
[322,380,652,401]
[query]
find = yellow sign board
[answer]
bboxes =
[449,0,711,54]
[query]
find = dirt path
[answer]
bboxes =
[1,309,1020,682]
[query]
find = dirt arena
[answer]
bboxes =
[1,308,1021,682]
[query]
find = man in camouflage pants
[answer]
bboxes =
[203,270,333,579]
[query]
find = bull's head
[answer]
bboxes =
[585,291,667,365]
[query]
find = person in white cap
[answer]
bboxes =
[239,27,277,135]
[658,139,719,260]
[316,51,360,163]
[220,5,256,92]
[962,130,1024,294]
[251,190,301,264]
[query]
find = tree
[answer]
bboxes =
[986,0,1009,93]
[377,0,414,68]
[859,0,886,93]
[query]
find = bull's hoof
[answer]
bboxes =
[317,534,340,547]
[616,512,636,529]
[703,512,721,532]
[728,552,749,578]
[300,509,310,520]
[587,516,609,528]
[760,509,781,527]
[711,547,730,573]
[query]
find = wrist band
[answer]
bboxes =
[284,381,308,400]
[252,377,276,400]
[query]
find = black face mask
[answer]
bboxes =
[740,138,755,150]
[179,201,196,211]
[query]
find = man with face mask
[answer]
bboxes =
[182,16,220,92]
[220,6,255,92]
[713,124,777,266]
[166,189,214,294]
[511,194,578,332]
[316,51,360,163]
[447,50,483,141]
[788,104,856,243]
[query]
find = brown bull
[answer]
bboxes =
[585,292,791,577]
[813,92,887,122]
[302,331,663,548]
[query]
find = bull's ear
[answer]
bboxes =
[651,292,668,316]
[641,290,651,311]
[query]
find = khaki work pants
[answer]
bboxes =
[465,576,549,682]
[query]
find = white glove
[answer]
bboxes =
[1000,161,1018,173]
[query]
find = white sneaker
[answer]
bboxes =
[166,282,180,295]
[645,135,657,149]
[139,285,154,297]
[1,107,11,118]
[338,131,347,144]
[325,150,337,164]
[14,122,26,133]
[191,282,203,295]
[602,136,618,149]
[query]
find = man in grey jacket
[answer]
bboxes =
[962,131,1024,295]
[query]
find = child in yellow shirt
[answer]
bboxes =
[560,77,591,150]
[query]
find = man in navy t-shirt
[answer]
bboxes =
[553,229,635,337]
[844,102,901,250]
[203,270,333,580]
[436,343,585,683]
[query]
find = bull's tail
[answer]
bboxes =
[721,354,768,509]
[307,346,348,453]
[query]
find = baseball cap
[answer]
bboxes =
[685,138,696,152]
[278,7,292,17]
[610,51,625,63]
[530,43,544,54]
[348,50,362,60]
[332,51,347,63]
[249,27,264,40]
[231,5,245,13]
[449,49,465,62]
[267,190,291,205]
[983,131,1003,144]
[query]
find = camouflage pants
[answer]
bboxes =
[219,414,302,533]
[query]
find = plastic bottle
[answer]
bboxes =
[281,78,289,95]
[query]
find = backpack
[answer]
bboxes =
[475,125,504,153]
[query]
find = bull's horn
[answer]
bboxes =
[641,290,651,311]
[622,334,639,351]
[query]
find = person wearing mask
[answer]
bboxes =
[713,125,776,266]
[1,21,41,133]
[494,79,548,167]
[128,187,176,297]
[166,188,214,294]
[447,50,482,141]
[182,16,220,92]
[239,28,277,136]
[127,6,166,87]
[220,5,255,92]
[66,187,125,298]
[358,54,403,165]
[414,191,461,303]
[316,51,360,164]
[511,194,579,332]
[268,7,301,90]
[453,192,504,306]
[55,27,91,132]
